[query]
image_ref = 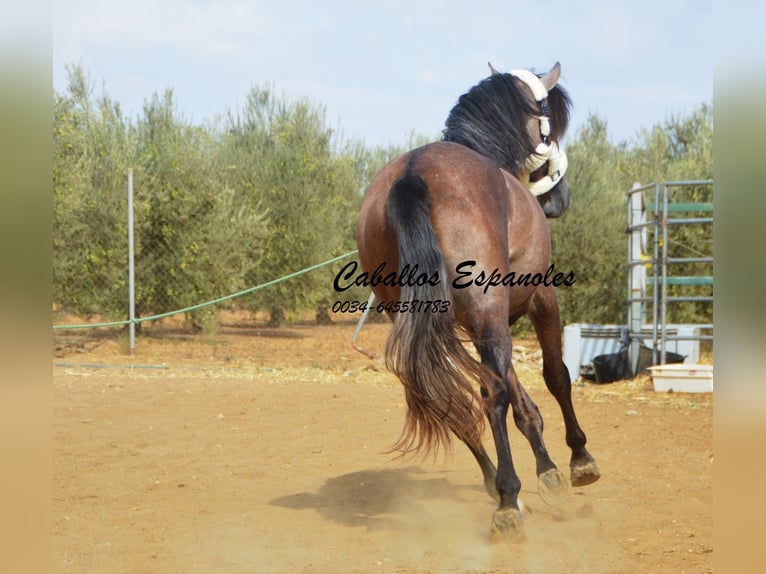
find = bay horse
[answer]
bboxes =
[356,62,600,539]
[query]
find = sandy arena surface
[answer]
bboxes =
[53,316,712,573]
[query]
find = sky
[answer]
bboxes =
[52,0,714,148]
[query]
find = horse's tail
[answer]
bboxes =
[385,173,487,456]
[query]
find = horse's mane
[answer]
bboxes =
[442,71,571,176]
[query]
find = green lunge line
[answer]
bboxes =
[53,250,359,330]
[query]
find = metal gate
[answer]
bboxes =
[626,180,713,372]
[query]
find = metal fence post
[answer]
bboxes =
[627,183,644,374]
[128,168,136,353]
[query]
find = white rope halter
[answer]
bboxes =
[509,68,569,196]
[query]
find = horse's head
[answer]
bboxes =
[495,62,571,218]
[442,61,573,217]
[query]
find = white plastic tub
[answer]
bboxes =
[649,364,713,393]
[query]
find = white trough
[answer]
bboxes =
[648,363,713,393]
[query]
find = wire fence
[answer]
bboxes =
[53,166,366,346]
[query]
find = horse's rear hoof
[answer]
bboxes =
[490,507,525,542]
[571,460,601,487]
[538,468,570,506]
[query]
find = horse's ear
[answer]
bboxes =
[488,62,500,75]
[539,62,561,91]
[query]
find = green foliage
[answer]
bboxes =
[628,103,713,182]
[550,115,632,326]
[53,66,267,328]
[221,87,362,323]
[132,90,266,329]
[53,62,712,333]
[551,104,714,328]
[53,64,134,317]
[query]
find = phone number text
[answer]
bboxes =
[332,299,450,314]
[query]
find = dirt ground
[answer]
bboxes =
[53,314,713,573]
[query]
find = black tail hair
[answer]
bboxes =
[384,174,487,455]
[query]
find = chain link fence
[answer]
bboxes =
[53,72,373,345]
[53,164,367,346]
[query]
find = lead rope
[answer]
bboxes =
[351,291,377,358]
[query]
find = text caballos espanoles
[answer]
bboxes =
[333,260,575,294]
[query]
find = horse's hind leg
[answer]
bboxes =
[449,399,499,501]
[504,362,570,505]
[529,286,601,487]
[451,368,564,505]
[471,325,527,540]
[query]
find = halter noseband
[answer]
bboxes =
[509,68,568,196]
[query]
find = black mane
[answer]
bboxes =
[442,72,571,176]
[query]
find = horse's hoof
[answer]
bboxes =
[538,468,570,506]
[570,459,601,487]
[490,507,525,542]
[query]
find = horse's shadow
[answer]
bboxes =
[270,466,486,532]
